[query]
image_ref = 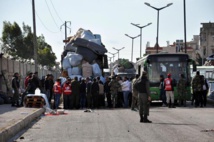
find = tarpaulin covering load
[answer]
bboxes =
[73,38,107,55]
[76,46,98,64]
[64,42,77,52]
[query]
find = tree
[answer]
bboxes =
[2,21,24,59]
[1,21,57,67]
[37,35,56,67]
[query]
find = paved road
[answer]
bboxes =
[11,103,214,142]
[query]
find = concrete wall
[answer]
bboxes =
[0,56,61,95]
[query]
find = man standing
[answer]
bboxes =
[131,74,139,111]
[71,77,80,109]
[177,74,187,107]
[62,77,72,109]
[134,71,151,123]
[164,73,175,108]
[104,77,112,108]
[109,76,121,108]
[191,71,202,107]
[201,75,209,107]
[159,75,167,107]
[86,77,92,109]
[91,78,99,109]
[11,72,20,107]
[121,77,131,108]
[53,78,62,109]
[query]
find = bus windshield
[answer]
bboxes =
[147,60,188,83]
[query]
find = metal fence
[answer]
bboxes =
[0,56,61,96]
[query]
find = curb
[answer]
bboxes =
[0,108,45,142]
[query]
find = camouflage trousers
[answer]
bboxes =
[178,91,186,105]
[111,92,118,108]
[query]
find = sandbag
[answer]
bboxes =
[62,56,71,70]
[67,52,83,67]
[82,62,93,78]
[92,63,102,77]
[67,67,73,76]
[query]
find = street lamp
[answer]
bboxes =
[183,0,187,53]
[108,52,117,62]
[131,22,152,58]
[144,2,173,53]
[112,47,125,60]
[125,34,140,62]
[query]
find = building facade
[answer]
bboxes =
[200,22,214,59]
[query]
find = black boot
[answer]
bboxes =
[171,103,176,108]
[140,116,144,123]
[16,101,20,107]
[143,115,152,123]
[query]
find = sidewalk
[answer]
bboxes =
[0,104,45,142]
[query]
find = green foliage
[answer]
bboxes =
[118,58,133,69]
[1,21,57,67]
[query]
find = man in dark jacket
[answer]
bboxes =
[71,77,80,109]
[134,71,152,123]
[104,77,112,108]
[11,72,20,107]
[91,78,99,109]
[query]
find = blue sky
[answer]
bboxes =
[0,0,213,63]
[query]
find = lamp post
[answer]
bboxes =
[183,0,187,53]
[131,22,152,58]
[125,34,140,62]
[108,52,117,62]
[144,2,173,53]
[108,56,112,72]
[112,47,125,60]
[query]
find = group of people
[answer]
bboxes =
[191,71,209,107]
[159,71,209,108]
[11,72,55,107]
[11,70,209,124]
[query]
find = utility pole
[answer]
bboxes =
[61,21,71,45]
[32,0,38,72]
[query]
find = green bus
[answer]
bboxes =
[135,53,196,102]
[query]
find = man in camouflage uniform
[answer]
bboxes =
[109,76,121,108]
[177,74,187,107]
[191,71,202,107]
[131,74,139,111]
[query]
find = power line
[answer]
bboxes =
[49,0,64,23]
[36,11,60,33]
[29,0,60,33]
[45,0,60,30]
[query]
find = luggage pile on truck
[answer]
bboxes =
[61,28,108,83]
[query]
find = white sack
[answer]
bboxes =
[92,63,102,77]
[67,52,83,67]
[62,56,71,70]
[71,66,82,75]
[67,67,73,76]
